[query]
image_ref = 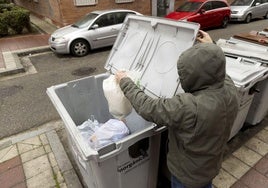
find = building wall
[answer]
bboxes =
[13,0,62,26]
[13,0,151,27]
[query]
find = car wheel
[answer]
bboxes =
[221,17,229,28]
[244,14,251,23]
[70,39,90,57]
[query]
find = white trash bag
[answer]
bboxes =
[103,75,132,119]
[89,119,130,150]
[77,115,101,143]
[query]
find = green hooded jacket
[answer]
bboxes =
[119,43,239,188]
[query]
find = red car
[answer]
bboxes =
[165,0,231,29]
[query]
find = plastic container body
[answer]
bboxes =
[217,37,268,126]
[225,56,268,139]
[246,79,268,125]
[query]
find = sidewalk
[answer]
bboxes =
[0,14,267,188]
[0,14,56,76]
[213,119,268,188]
[0,121,82,188]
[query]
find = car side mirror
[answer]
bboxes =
[255,2,260,6]
[91,24,99,29]
[200,9,206,14]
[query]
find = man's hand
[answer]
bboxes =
[196,30,213,43]
[115,71,128,83]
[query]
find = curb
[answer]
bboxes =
[0,46,51,77]
[0,120,83,188]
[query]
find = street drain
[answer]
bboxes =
[0,85,23,98]
[72,67,96,76]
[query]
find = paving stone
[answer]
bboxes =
[20,146,45,163]
[12,181,27,188]
[46,131,73,172]
[239,169,268,188]
[222,155,250,179]
[17,136,42,154]
[0,145,18,163]
[233,146,262,167]
[0,155,21,175]
[52,165,65,184]
[58,182,67,188]
[23,155,51,179]
[213,169,237,188]
[255,129,268,143]
[254,156,268,177]
[245,137,268,156]
[0,164,25,188]
[26,168,55,188]
[44,144,51,153]
[230,180,249,188]
[48,152,57,168]
[39,134,49,145]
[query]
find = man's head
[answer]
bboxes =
[177,43,226,93]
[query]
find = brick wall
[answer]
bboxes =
[13,0,62,26]
[13,0,151,27]
[60,0,150,26]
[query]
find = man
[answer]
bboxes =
[115,31,239,188]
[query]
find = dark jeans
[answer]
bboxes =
[171,175,212,188]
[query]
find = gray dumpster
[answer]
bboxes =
[47,15,199,188]
[217,38,268,126]
[225,56,268,139]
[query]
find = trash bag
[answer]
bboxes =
[78,117,130,150]
[89,119,130,150]
[77,115,101,144]
[103,75,132,119]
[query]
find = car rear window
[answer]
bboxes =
[114,12,136,24]
[73,13,99,28]
[231,0,252,6]
[212,1,228,8]
[176,2,203,11]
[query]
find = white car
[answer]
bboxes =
[49,9,141,56]
[230,0,268,23]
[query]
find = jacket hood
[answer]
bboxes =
[177,43,226,93]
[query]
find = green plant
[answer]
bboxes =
[0,0,11,4]
[7,7,30,34]
[0,16,8,36]
[0,5,31,36]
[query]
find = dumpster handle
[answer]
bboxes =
[98,127,155,161]
[98,145,123,161]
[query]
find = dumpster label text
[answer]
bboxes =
[117,155,149,174]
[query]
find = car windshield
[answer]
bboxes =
[72,13,99,28]
[231,0,252,6]
[176,2,203,12]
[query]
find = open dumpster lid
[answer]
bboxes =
[225,56,268,90]
[105,14,200,98]
[217,38,268,64]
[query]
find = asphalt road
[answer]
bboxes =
[0,19,267,139]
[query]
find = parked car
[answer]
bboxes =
[230,0,268,23]
[165,0,231,29]
[49,9,141,57]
